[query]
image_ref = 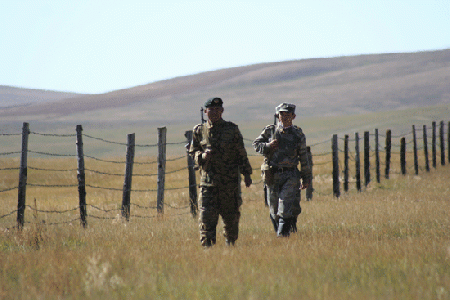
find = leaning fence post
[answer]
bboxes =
[332,134,340,197]
[185,130,198,217]
[375,129,380,183]
[157,127,167,214]
[423,125,430,172]
[122,133,135,221]
[17,122,30,229]
[343,135,349,192]
[432,121,437,168]
[412,125,419,175]
[401,137,406,175]
[355,132,361,192]
[440,121,445,166]
[385,130,391,179]
[76,125,87,228]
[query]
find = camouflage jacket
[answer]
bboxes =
[253,124,312,182]
[189,119,252,187]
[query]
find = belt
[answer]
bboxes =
[272,167,296,173]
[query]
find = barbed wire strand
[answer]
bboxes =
[0,209,18,219]
[0,151,22,156]
[30,132,76,137]
[29,166,78,172]
[0,133,21,136]
[0,186,18,193]
[26,205,80,214]
[28,150,76,157]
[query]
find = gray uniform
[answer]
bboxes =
[253,124,312,235]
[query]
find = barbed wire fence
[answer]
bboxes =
[1,120,449,229]
[1,123,194,230]
[329,120,449,197]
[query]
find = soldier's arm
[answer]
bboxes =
[188,125,205,167]
[235,126,253,175]
[253,126,274,155]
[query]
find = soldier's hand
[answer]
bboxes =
[300,180,310,190]
[268,139,279,150]
[202,149,212,162]
[244,174,252,187]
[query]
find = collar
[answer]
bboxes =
[207,118,225,128]
[279,124,293,130]
[277,124,293,134]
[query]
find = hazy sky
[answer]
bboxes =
[1,0,449,94]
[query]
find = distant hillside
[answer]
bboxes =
[0,86,83,108]
[1,49,449,124]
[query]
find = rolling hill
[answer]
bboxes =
[1,49,449,125]
[0,86,84,108]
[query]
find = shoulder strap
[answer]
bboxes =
[273,124,282,141]
[201,124,211,148]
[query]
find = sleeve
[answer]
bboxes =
[234,126,253,175]
[188,124,204,167]
[252,126,273,155]
[297,132,312,183]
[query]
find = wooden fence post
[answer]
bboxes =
[448,121,450,165]
[385,130,391,179]
[122,133,135,221]
[17,122,30,229]
[364,131,370,187]
[157,127,167,214]
[355,132,361,192]
[375,129,380,183]
[412,125,419,175]
[400,137,406,175]
[343,134,349,192]
[423,125,430,172]
[332,134,340,197]
[185,130,198,217]
[306,146,314,200]
[432,121,436,168]
[76,125,87,228]
[440,121,445,166]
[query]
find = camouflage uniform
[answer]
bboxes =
[189,118,252,247]
[253,104,312,237]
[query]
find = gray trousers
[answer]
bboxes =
[266,169,301,221]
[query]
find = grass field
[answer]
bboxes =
[1,149,449,299]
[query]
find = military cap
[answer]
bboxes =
[276,102,296,114]
[204,97,223,108]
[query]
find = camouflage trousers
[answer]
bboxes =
[198,185,241,247]
[266,169,301,221]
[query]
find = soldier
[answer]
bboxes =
[253,103,312,237]
[189,97,252,247]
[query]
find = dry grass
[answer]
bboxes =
[0,155,449,300]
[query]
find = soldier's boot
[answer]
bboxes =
[225,239,235,246]
[270,214,278,232]
[277,218,291,237]
[201,233,216,248]
[201,237,216,248]
[291,217,298,233]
